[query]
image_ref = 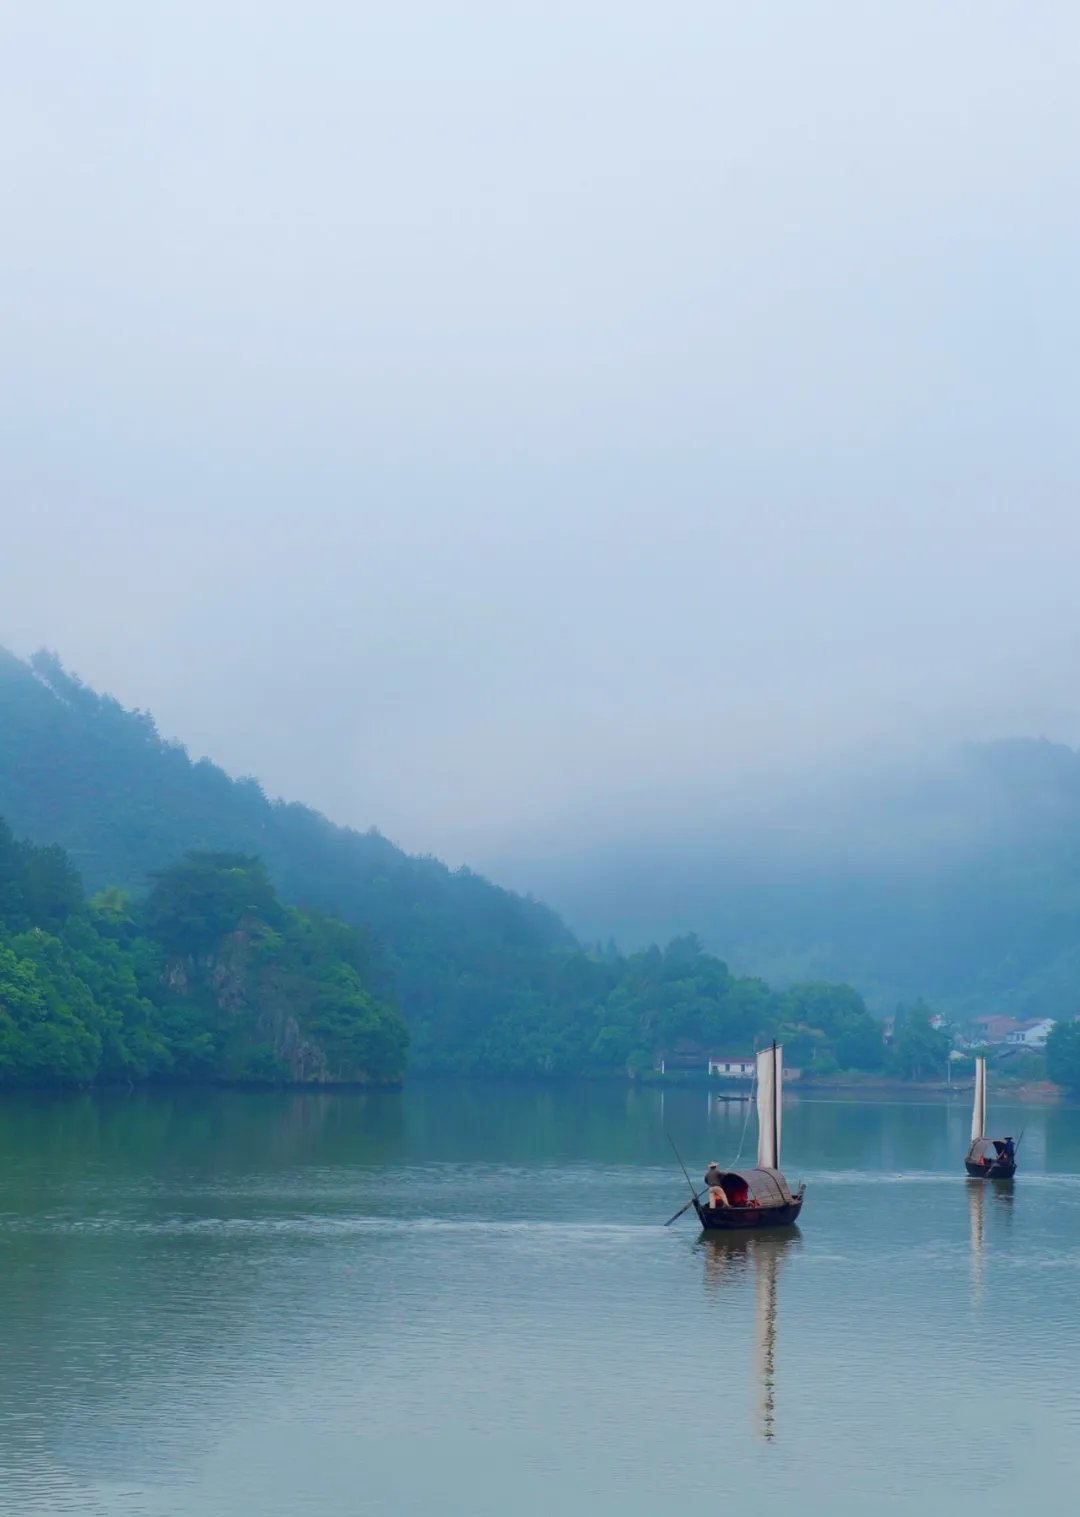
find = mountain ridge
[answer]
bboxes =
[0,645,892,1080]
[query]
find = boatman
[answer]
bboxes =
[1001,1136,1016,1163]
[703,1162,730,1209]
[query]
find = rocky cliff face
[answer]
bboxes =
[157,918,407,1087]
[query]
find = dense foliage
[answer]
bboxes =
[0,823,408,1086]
[0,647,571,1036]
[488,940,893,1080]
[887,1003,952,1081]
[0,648,904,1082]
[1046,1020,1080,1091]
[0,832,887,1082]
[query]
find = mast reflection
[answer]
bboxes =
[968,1172,1014,1305]
[699,1229,800,1442]
[968,1177,985,1304]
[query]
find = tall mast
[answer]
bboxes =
[756,1041,783,1170]
[772,1040,779,1170]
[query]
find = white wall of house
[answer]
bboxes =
[708,1059,755,1078]
[1005,1018,1056,1048]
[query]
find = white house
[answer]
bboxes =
[708,1056,755,1079]
[1005,1018,1056,1049]
[707,1055,802,1082]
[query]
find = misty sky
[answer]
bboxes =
[2,2,1079,867]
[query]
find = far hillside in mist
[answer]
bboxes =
[483,740,1080,1022]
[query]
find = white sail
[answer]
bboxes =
[971,1056,986,1142]
[756,1043,783,1170]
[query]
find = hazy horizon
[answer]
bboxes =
[4,3,1080,866]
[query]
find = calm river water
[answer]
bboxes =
[1,1083,1079,1515]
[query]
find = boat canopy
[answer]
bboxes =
[967,1137,1012,1161]
[714,1167,797,1207]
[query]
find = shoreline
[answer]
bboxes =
[644,1073,1066,1102]
[0,1073,1065,1103]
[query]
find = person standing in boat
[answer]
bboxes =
[704,1162,730,1209]
[1001,1137,1015,1163]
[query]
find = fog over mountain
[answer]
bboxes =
[479,737,1080,1020]
[3,3,1080,868]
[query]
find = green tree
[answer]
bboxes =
[835,1018,886,1071]
[0,936,102,1083]
[779,981,883,1070]
[1047,1020,1080,1089]
[0,818,408,1088]
[781,982,871,1037]
[144,853,282,956]
[889,1003,950,1080]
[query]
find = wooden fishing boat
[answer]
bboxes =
[693,1043,805,1231]
[964,1056,1016,1179]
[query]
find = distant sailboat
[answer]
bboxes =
[692,1042,805,1231]
[964,1056,1017,1179]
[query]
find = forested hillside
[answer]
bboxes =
[0,812,895,1085]
[0,823,408,1085]
[0,647,571,1067]
[0,648,888,1081]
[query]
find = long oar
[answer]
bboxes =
[664,1132,702,1225]
[664,1194,701,1227]
[667,1131,698,1197]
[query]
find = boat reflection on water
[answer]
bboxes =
[968,1177,985,1303]
[699,1229,801,1442]
[968,1172,1014,1303]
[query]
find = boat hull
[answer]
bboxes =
[964,1160,1016,1180]
[694,1190,805,1231]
